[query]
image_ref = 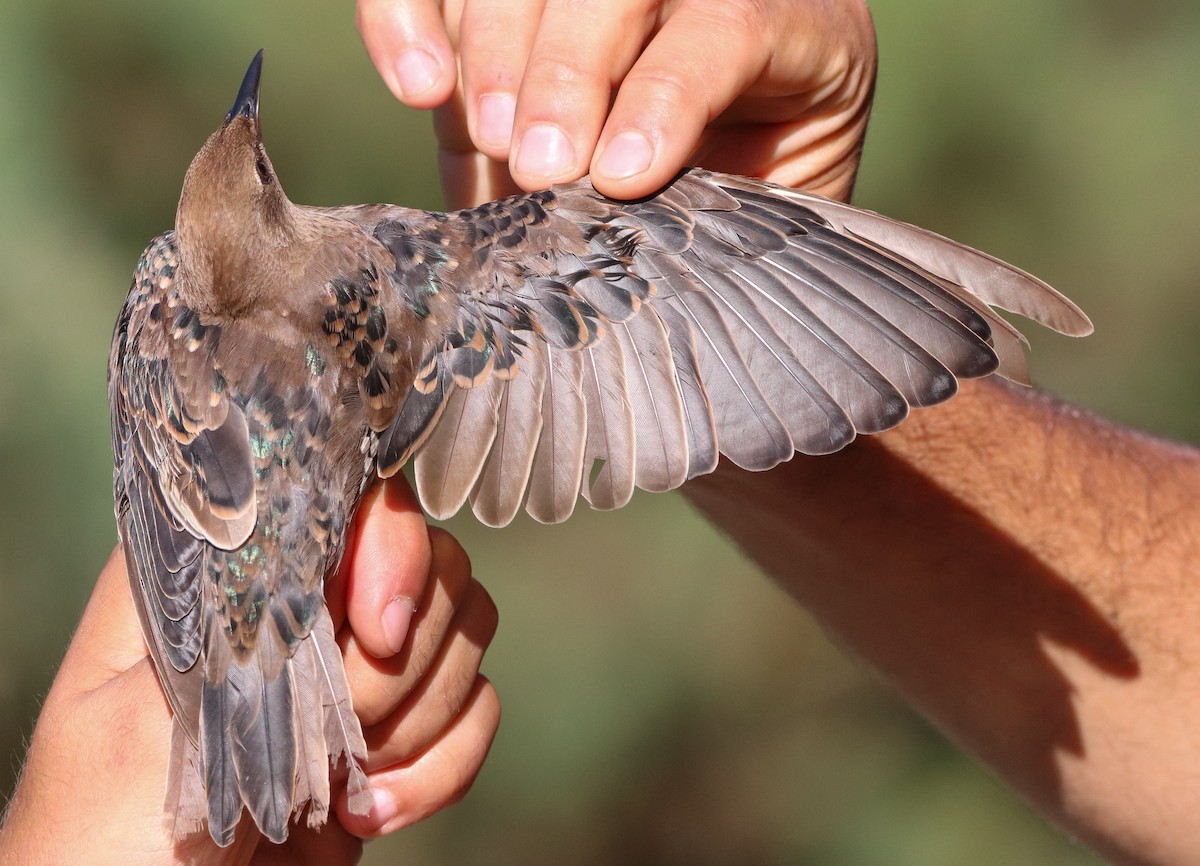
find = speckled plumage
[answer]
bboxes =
[108,53,1090,847]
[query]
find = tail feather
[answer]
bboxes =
[292,637,331,828]
[307,612,370,814]
[200,676,242,847]
[177,609,368,847]
[165,722,207,841]
[229,637,296,844]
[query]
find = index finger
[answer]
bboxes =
[337,477,433,661]
[357,0,458,107]
[55,547,149,695]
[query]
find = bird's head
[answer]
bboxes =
[176,51,294,315]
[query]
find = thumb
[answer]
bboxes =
[3,549,202,866]
[40,549,274,865]
[55,545,152,696]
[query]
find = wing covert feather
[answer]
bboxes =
[370,169,1088,522]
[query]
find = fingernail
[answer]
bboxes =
[369,786,398,827]
[477,93,516,150]
[515,123,574,180]
[596,129,653,180]
[382,598,415,655]
[394,49,440,99]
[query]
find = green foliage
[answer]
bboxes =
[4,1,1197,861]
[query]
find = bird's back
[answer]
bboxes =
[110,229,382,843]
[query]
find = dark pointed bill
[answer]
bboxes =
[227,49,264,123]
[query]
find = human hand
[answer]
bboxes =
[0,478,499,866]
[356,0,877,208]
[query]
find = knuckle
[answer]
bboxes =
[460,4,525,53]
[427,526,472,585]
[625,65,705,121]
[633,66,694,104]
[523,52,602,92]
[445,773,474,807]
[405,630,440,678]
[477,677,502,726]
[357,703,387,729]
[441,664,478,717]
[694,0,769,33]
[545,0,608,22]
[465,579,500,643]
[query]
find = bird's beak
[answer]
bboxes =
[226,49,263,125]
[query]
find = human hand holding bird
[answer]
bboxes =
[356,0,879,206]
[0,479,498,865]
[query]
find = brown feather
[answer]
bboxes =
[111,54,1091,848]
[525,346,587,523]
[580,331,636,510]
[614,309,688,493]
[471,340,547,527]
[415,376,505,520]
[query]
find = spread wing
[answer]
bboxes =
[109,233,257,735]
[367,169,1091,527]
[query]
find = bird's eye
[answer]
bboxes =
[255,156,272,185]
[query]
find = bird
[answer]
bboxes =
[108,50,1091,847]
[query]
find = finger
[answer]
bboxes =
[434,100,524,208]
[695,110,872,201]
[356,0,458,107]
[338,677,501,838]
[363,578,498,770]
[342,527,474,726]
[338,477,432,661]
[590,0,773,197]
[431,0,528,205]
[252,819,362,866]
[440,0,466,44]
[439,148,525,208]
[508,0,659,188]
[457,0,544,159]
[20,619,183,863]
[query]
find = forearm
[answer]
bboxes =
[684,378,1200,866]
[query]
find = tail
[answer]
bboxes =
[163,611,372,846]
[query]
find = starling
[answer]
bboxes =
[108,51,1091,846]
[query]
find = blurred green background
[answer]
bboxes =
[2,0,1198,863]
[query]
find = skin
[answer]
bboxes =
[356,1,1200,864]
[0,477,501,866]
